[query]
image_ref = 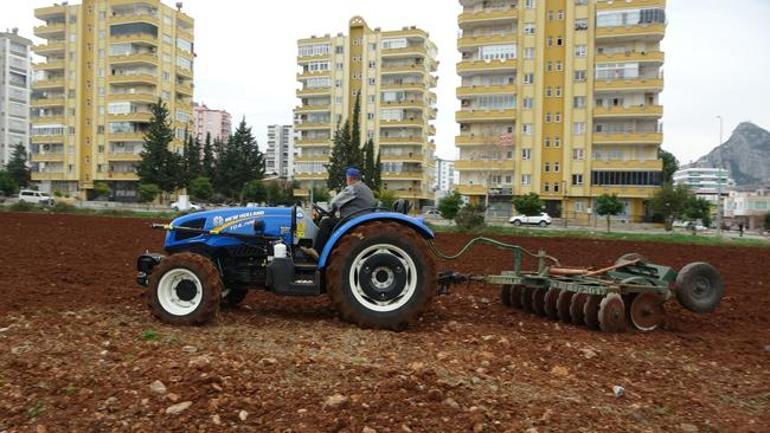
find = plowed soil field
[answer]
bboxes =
[1,213,768,433]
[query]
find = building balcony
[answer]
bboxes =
[109,92,158,103]
[106,153,142,162]
[593,131,663,144]
[596,0,666,10]
[33,79,66,90]
[456,184,488,196]
[109,13,159,26]
[176,66,193,79]
[590,185,660,199]
[381,100,424,110]
[595,50,665,64]
[593,104,663,119]
[457,58,517,75]
[33,60,66,71]
[595,23,666,41]
[295,155,329,163]
[381,82,427,92]
[381,154,423,163]
[109,33,158,45]
[106,172,139,181]
[455,135,511,146]
[458,33,516,49]
[297,71,331,81]
[459,7,518,26]
[34,41,66,55]
[32,115,64,125]
[107,112,152,123]
[294,173,327,181]
[31,153,65,163]
[380,64,427,75]
[32,171,67,181]
[457,84,516,97]
[108,132,146,141]
[381,45,427,58]
[295,105,331,114]
[33,23,66,38]
[455,160,513,171]
[456,109,516,122]
[382,28,429,39]
[383,172,423,181]
[296,87,331,97]
[177,28,194,42]
[378,136,424,145]
[32,135,65,144]
[295,122,331,131]
[34,5,66,20]
[109,53,159,66]
[380,119,425,129]
[177,48,194,61]
[295,138,331,147]
[109,73,158,85]
[297,53,331,64]
[591,159,663,170]
[594,77,664,92]
[176,83,194,96]
[31,98,66,108]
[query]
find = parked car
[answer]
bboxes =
[170,200,202,212]
[423,208,441,217]
[509,212,551,227]
[18,190,54,206]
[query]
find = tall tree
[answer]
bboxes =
[214,118,265,200]
[182,132,202,187]
[6,145,30,189]
[362,138,376,189]
[202,132,215,180]
[137,99,182,194]
[595,193,625,232]
[373,151,382,190]
[649,183,692,231]
[326,120,352,191]
[350,93,363,165]
[659,148,679,185]
[513,192,544,216]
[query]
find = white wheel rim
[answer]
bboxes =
[348,243,418,313]
[157,268,203,316]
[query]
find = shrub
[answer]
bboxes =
[51,202,76,213]
[513,193,544,216]
[138,183,161,203]
[10,201,36,212]
[455,203,486,230]
[375,189,398,210]
[438,191,463,220]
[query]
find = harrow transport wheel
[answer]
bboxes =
[543,288,561,320]
[570,293,589,326]
[221,288,248,308]
[521,286,536,312]
[598,293,627,333]
[326,222,437,331]
[629,292,665,331]
[147,252,223,325]
[556,290,575,323]
[583,295,603,330]
[532,288,547,316]
[615,253,648,266]
[509,285,524,309]
[675,262,724,314]
[500,285,513,307]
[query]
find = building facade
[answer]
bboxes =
[193,102,231,142]
[294,16,438,207]
[31,0,195,200]
[265,124,295,179]
[456,0,665,221]
[673,166,734,204]
[433,157,456,195]
[0,30,32,166]
[725,189,770,231]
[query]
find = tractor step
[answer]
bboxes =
[274,273,321,297]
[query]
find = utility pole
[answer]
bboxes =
[716,115,724,237]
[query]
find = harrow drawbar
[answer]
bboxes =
[434,239,724,333]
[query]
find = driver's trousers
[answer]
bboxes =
[313,216,338,253]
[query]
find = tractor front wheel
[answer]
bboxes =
[326,222,437,331]
[147,252,223,325]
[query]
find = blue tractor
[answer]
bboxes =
[137,204,437,330]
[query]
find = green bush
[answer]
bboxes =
[764,212,770,231]
[513,193,544,216]
[138,183,161,203]
[51,202,76,213]
[10,201,36,212]
[438,191,463,220]
[375,189,398,210]
[188,176,214,201]
[455,203,486,230]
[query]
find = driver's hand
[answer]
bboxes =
[312,209,319,220]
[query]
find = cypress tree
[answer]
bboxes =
[5,145,30,189]
[373,150,382,191]
[214,118,265,200]
[350,93,364,168]
[137,99,181,194]
[326,120,350,191]
[362,138,376,189]
[202,132,215,180]
[182,132,202,187]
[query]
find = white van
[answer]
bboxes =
[18,190,55,205]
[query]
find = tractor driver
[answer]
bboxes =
[301,167,376,261]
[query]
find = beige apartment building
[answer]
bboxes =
[31,0,195,201]
[294,16,438,207]
[456,0,665,221]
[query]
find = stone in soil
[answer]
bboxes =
[165,401,192,415]
[149,380,167,394]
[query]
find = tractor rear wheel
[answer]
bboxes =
[326,222,437,331]
[147,252,223,325]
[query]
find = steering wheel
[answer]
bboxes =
[312,202,330,219]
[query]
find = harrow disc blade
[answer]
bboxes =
[521,286,536,312]
[557,290,575,323]
[583,295,603,330]
[510,285,524,309]
[532,288,547,316]
[543,288,561,320]
[570,293,589,326]
[598,293,627,333]
[629,292,665,331]
[500,285,513,307]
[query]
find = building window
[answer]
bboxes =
[545,112,552,123]
[368,78,376,85]
[556,36,563,46]
[554,137,561,147]
[521,174,532,185]
[524,47,535,59]
[545,163,551,173]
[572,174,584,186]
[554,162,560,173]
[523,97,533,109]
[546,61,553,71]
[554,112,562,122]
[557,10,565,20]
[522,148,532,160]
[556,61,563,71]
[336,62,343,70]
[575,18,588,31]
[573,149,585,160]
[544,183,550,192]
[524,24,536,34]
[575,45,587,57]
[573,122,585,135]
[546,87,552,97]
[523,73,534,84]
[574,96,585,108]
[525,0,535,9]
[575,70,586,81]
[547,37,553,47]
[544,137,551,147]
[368,61,376,69]
[522,124,533,136]
[555,87,562,97]
[480,44,516,60]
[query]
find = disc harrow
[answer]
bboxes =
[434,237,724,333]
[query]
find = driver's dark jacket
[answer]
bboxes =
[330,181,376,219]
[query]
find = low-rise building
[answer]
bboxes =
[725,188,770,230]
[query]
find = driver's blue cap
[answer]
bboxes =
[346,167,361,178]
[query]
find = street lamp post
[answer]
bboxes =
[716,115,724,237]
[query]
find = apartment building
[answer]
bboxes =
[456,0,665,221]
[673,166,734,204]
[726,189,770,231]
[0,30,32,166]
[193,102,231,142]
[265,124,295,179]
[31,0,195,200]
[433,157,457,194]
[294,16,438,207]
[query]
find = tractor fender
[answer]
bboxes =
[317,212,435,269]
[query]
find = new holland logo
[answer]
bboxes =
[212,215,224,227]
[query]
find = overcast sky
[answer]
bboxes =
[3,0,769,165]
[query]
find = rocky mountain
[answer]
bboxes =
[695,122,770,186]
